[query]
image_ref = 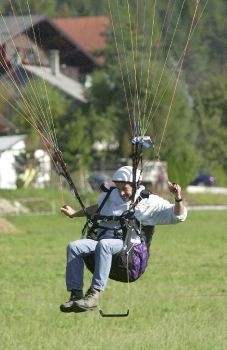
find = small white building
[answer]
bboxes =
[0,135,51,189]
[0,135,27,189]
[33,149,51,188]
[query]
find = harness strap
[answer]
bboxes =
[84,187,153,242]
[93,215,121,221]
[84,186,116,239]
[96,186,116,214]
[96,189,152,223]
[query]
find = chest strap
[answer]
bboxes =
[84,187,152,240]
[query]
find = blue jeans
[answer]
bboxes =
[66,238,124,291]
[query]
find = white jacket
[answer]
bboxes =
[97,186,187,239]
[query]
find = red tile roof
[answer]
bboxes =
[53,16,110,64]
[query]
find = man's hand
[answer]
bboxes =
[168,181,182,200]
[60,205,77,218]
[60,203,98,218]
[168,181,184,215]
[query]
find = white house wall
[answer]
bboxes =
[0,140,25,189]
[34,149,51,188]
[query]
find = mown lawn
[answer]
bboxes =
[0,210,226,350]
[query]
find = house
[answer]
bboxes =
[0,15,110,94]
[0,134,27,189]
[53,16,110,66]
[0,14,110,188]
[0,134,52,189]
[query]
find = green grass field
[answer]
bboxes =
[0,205,227,349]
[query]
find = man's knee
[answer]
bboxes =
[67,240,81,255]
[68,239,97,256]
[97,239,121,254]
[97,239,110,253]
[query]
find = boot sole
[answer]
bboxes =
[73,303,98,311]
[60,304,87,313]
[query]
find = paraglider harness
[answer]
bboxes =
[82,184,155,283]
[53,147,154,283]
[54,144,155,317]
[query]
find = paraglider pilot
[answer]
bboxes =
[60,166,187,313]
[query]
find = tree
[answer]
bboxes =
[85,6,198,175]
[0,0,56,16]
[193,74,227,185]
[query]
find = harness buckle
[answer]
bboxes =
[114,229,123,238]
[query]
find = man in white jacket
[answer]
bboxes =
[60,166,187,313]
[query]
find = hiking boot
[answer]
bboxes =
[60,289,86,313]
[74,287,99,311]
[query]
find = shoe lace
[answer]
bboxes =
[84,287,95,300]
